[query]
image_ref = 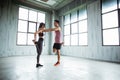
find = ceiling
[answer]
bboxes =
[35,0,64,6]
[16,0,74,10]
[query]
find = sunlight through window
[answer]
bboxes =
[102,0,120,45]
[17,7,45,46]
[64,6,87,46]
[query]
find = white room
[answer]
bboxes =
[0,0,120,80]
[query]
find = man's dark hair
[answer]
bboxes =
[54,20,59,24]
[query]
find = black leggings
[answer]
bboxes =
[36,38,43,63]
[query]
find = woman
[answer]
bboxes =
[33,23,45,68]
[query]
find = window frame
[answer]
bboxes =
[63,6,88,46]
[17,6,46,46]
[101,0,120,46]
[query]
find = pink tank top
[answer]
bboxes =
[55,30,62,43]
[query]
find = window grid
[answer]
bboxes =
[17,7,45,46]
[64,6,88,46]
[101,0,120,46]
[118,2,120,46]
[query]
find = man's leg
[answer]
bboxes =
[57,50,60,63]
[53,48,57,53]
[54,49,60,66]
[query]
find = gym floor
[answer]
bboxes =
[0,55,120,80]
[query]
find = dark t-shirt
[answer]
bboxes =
[39,33,44,37]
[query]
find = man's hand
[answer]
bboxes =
[61,42,64,45]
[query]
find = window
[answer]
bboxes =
[19,8,28,20]
[64,36,70,45]
[102,0,117,13]
[64,14,70,25]
[18,20,27,32]
[71,34,78,45]
[17,7,45,46]
[102,0,120,45]
[79,6,87,20]
[103,28,119,45]
[64,25,70,35]
[79,20,88,45]
[71,23,78,34]
[119,0,120,8]
[64,14,71,45]
[79,33,88,45]
[64,6,88,46]
[71,11,77,23]
[38,13,45,23]
[28,22,36,33]
[29,10,37,22]
[79,20,87,33]
[78,6,88,46]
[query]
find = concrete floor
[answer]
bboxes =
[0,55,120,80]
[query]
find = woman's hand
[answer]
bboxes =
[32,39,37,45]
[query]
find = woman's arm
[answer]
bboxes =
[33,28,43,42]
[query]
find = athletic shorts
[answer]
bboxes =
[53,43,61,50]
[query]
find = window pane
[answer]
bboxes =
[64,14,70,25]
[71,34,78,45]
[38,12,45,23]
[29,10,37,22]
[102,11,118,29]
[64,25,70,35]
[79,20,87,33]
[19,8,28,20]
[71,23,78,34]
[17,33,27,45]
[71,11,77,23]
[64,36,70,45]
[119,0,120,8]
[18,20,27,32]
[28,22,36,33]
[79,33,88,45]
[103,28,119,45]
[37,23,40,31]
[27,34,34,45]
[79,6,87,20]
[102,0,117,13]
[36,34,39,41]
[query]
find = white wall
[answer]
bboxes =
[57,0,120,62]
[0,0,52,57]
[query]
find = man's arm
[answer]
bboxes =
[43,27,59,32]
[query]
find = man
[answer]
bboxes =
[42,20,63,66]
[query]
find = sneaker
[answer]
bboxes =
[54,62,60,66]
[36,64,43,68]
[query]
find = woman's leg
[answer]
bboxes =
[36,39,43,64]
[36,44,42,64]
